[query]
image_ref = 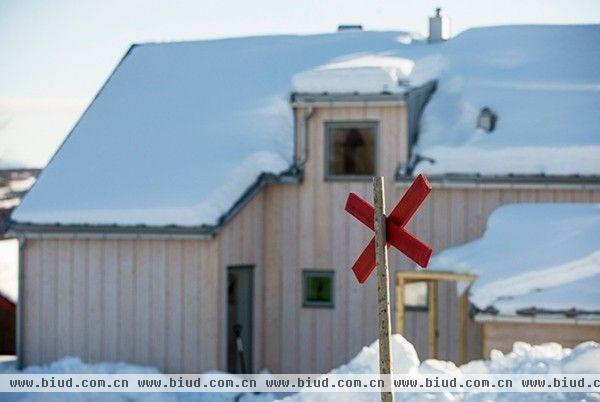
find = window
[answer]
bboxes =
[303,270,334,308]
[404,281,428,310]
[325,122,377,178]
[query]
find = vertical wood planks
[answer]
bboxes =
[87,240,104,362]
[40,239,58,363]
[133,240,151,365]
[165,240,183,373]
[56,239,73,358]
[72,239,88,361]
[428,281,438,359]
[103,239,119,361]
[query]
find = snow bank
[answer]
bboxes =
[292,56,414,93]
[328,334,420,376]
[0,357,266,402]
[429,203,600,314]
[3,338,599,401]
[282,337,600,402]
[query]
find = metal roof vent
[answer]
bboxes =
[337,24,363,32]
[477,107,498,132]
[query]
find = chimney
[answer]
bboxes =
[428,8,451,42]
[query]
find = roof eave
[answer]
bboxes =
[475,313,600,326]
[7,222,214,240]
[396,173,600,189]
[7,166,302,239]
[291,91,407,107]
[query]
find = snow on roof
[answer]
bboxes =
[11,25,600,227]
[411,25,600,176]
[292,25,600,177]
[0,169,39,227]
[12,31,419,227]
[292,55,414,94]
[429,203,600,316]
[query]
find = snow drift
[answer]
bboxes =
[410,25,600,176]
[292,55,414,93]
[282,336,600,402]
[3,336,598,402]
[429,203,600,315]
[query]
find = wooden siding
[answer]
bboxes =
[19,101,600,374]
[392,186,600,363]
[250,104,600,371]
[21,238,219,372]
[218,191,266,372]
[482,321,600,357]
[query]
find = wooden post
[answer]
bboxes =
[427,280,438,359]
[458,291,469,365]
[394,275,405,335]
[373,176,395,402]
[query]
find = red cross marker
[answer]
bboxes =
[345,174,433,283]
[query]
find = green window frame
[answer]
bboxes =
[302,270,335,308]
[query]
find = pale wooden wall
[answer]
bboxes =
[21,237,219,372]
[250,104,600,372]
[482,321,600,357]
[216,104,410,373]
[19,101,600,373]
[405,186,600,362]
[217,191,266,372]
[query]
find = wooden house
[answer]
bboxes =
[7,25,600,373]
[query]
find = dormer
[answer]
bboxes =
[289,56,436,183]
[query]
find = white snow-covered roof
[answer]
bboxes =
[11,25,600,227]
[429,203,600,317]
[292,55,414,94]
[12,31,419,227]
[411,25,600,176]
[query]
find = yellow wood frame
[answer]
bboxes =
[395,271,476,363]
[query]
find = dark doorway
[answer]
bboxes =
[227,265,253,373]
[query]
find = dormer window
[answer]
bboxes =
[477,107,497,132]
[325,121,377,179]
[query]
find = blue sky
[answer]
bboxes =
[1,0,599,167]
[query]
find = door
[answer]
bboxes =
[227,265,253,373]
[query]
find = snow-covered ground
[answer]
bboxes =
[2,335,599,401]
[429,203,600,316]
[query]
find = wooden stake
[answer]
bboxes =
[395,275,405,336]
[458,290,469,365]
[427,280,438,359]
[373,176,395,402]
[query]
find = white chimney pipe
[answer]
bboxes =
[429,8,451,42]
